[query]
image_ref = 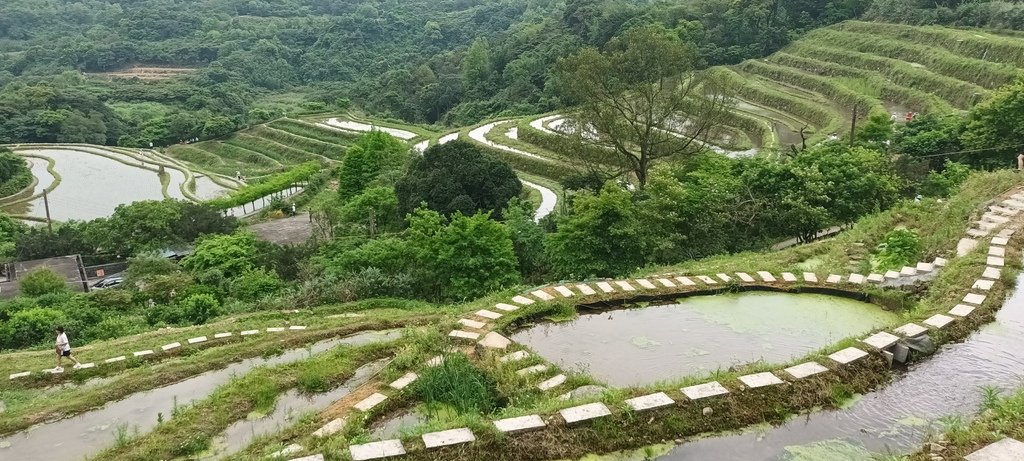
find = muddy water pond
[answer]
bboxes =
[641,273,1024,461]
[511,292,897,387]
[0,329,401,461]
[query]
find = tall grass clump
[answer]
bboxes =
[413,353,502,414]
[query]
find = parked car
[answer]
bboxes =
[91,274,124,290]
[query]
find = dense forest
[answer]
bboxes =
[0,0,875,146]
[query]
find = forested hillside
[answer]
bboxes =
[0,0,870,146]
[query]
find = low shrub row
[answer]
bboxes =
[207,161,321,209]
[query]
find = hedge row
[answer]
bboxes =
[835,20,1024,68]
[802,29,1021,90]
[207,162,321,209]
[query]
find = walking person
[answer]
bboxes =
[54,326,83,372]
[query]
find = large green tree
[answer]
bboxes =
[962,78,1024,168]
[553,25,731,188]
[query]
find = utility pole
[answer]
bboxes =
[849,103,860,146]
[43,189,53,233]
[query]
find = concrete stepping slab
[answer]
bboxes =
[241,330,259,336]
[288,325,307,330]
[988,256,1005,267]
[974,279,995,290]
[288,455,324,461]
[757,271,776,282]
[449,330,480,341]
[271,443,304,457]
[625,392,675,411]
[43,367,64,374]
[781,272,797,282]
[924,314,955,329]
[848,274,865,284]
[517,364,549,375]
[389,372,418,390]
[716,273,732,282]
[531,289,555,301]
[512,295,535,305]
[422,428,475,448]
[104,356,126,363]
[478,332,511,349]
[554,286,575,297]
[900,266,917,276]
[133,350,154,357]
[354,393,388,412]
[983,267,1002,279]
[682,381,729,400]
[559,402,611,424]
[615,281,636,291]
[784,362,829,379]
[958,238,978,256]
[736,272,755,282]
[990,246,1006,257]
[675,276,697,286]
[696,275,718,284]
[161,342,181,351]
[894,323,928,337]
[963,293,987,305]
[495,303,519,312]
[829,347,868,364]
[997,228,1016,238]
[964,437,1024,461]
[976,220,998,231]
[493,415,546,434]
[884,270,901,279]
[803,272,818,283]
[312,418,346,437]
[537,374,567,391]
[949,304,977,317]
[475,309,502,320]
[426,355,444,367]
[350,440,406,460]
[863,331,900,349]
[187,336,208,344]
[916,262,935,272]
[500,351,530,363]
[968,229,990,238]
[657,278,676,288]
[214,332,232,339]
[458,318,486,329]
[576,284,597,295]
[826,274,841,284]
[934,257,949,266]
[992,236,1010,245]
[867,273,885,283]
[738,372,785,388]
[636,279,657,289]
[983,213,1010,224]
[9,371,30,380]
[596,281,615,293]
[266,327,285,332]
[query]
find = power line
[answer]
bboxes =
[906,143,1024,159]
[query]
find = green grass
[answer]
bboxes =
[836,21,1024,68]
[413,353,502,414]
[268,118,362,145]
[249,125,346,161]
[905,384,1024,461]
[224,133,322,164]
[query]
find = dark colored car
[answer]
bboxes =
[91,274,124,290]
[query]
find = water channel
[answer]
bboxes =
[0,330,401,461]
[512,292,898,388]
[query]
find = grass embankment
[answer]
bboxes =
[905,385,1024,461]
[0,303,446,436]
[94,340,401,461]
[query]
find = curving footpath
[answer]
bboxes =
[466,122,558,221]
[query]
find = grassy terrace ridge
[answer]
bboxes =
[835,21,1024,68]
[269,118,363,146]
[252,125,347,161]
[0,303,447,437]
[800,28,1022,90]
[906,385,1024,460]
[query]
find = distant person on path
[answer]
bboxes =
[54,326,83,372]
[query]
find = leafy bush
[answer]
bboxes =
[413,353,501,414]
[179,293,221,325]
[340,267,414,300]
[875,228,923,270]
[20,268,68,297]
[229,268,284,302]
[85,287,136,312]
[207,162,321,209]
[83,316,140,341]
[183,232,260,279]
[0,307,67,350]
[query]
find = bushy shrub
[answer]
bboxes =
[86,288,135,312]
[0,307,67,350]
[340,267,414,300]
[179,293,221,325]
[875,228,923,270]
[413,353,501,414]
[83,316,140,341]
[229,268,284,302]
[20,268,68,297]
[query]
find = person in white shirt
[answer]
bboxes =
[54,326,82,372]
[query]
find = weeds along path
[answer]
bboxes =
[0,310,442,437]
